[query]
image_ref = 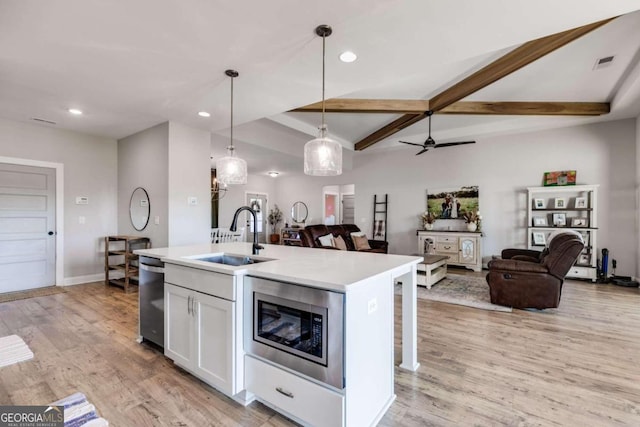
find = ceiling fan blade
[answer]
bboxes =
[399,140,427,148]
[434,141,476,148]
[416,148,429,155]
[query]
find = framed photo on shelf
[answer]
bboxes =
[571,218,588,227]
[532,232,546,245]
[575,197,587,209]
[543,170,577,186]
[554,198,566,209]
[534,199,545,209]
[533,217,548,227]
[552,213,567,226]
[578,253,591,265]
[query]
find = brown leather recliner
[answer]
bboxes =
[299,224,388,253]
[486,232,585,309]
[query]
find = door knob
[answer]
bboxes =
[48,231,54,236]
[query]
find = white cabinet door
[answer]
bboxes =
[459,237,477,265]
[193,292,236,395]
[165,284,193,367]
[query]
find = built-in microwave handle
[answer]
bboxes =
[275,387,294,398]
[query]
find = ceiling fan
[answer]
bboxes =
[399,111,475,155]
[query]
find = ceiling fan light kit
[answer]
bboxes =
[304,24,342,176]
[217,69,248,185]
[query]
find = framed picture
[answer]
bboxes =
[427,186,479,219]
[554,198,566,209]
[575,197,587,209]
[533,232,546,246]
[534,199,545,209]
[571,218,588,227]
[578,253,591,265]
[543,170,577,186]
[533,217,548,227]
[552,213,566,226]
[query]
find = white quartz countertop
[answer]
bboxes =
[136,242,421,292]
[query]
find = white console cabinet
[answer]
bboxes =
[417,231,482,272]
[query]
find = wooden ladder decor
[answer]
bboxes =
[372,194,388,241]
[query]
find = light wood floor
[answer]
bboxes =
[0,275,639,426]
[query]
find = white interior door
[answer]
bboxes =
[245,193,267,244]
[0,163,56,292]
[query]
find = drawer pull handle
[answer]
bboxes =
[276,387,294,398]
[444,246,451,250]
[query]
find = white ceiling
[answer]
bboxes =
[2,1,640,176]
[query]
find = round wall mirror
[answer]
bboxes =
[130,187,150,231]
[291,201,308,223]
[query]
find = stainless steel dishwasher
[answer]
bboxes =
[139,256,165,347]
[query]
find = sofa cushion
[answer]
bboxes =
[352,235,371,251]
[318,233,335,247]
[333,235,347,250]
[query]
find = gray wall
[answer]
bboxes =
[118,122,169,247]
[0,118,118,281]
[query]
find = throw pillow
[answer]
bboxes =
[352,235,371,250]
[333,235,347,250]
[350,231,366,238]
[318,233,335,248]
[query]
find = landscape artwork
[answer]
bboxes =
[427,186,479,219]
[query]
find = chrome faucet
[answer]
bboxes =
[230,206,264,255]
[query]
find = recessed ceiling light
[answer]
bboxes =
[339,51,357,63]
[68,108,83,115]
[198,111,211,117]
[268,171,279,178]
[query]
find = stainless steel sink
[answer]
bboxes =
[193,254,273,266]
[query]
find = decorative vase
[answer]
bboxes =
[424,223,434,230]
[467,222,478,232]
[269,233,280,244]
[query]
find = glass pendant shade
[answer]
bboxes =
[304,125,342,176]
[217,146,247,185]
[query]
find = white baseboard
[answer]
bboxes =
[61,273,103,286]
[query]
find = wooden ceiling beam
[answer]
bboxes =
[428,17,616,112]
[439,101,610,115]
[290,99,430,114]
[354,113,427,151]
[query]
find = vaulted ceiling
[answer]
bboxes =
[2,1,640,176]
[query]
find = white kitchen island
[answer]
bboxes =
[136,242,421,427]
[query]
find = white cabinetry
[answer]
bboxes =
[527,185,598,281]
[417,231,482,272]
[164,265,239,396]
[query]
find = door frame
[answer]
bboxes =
[0,156,64,286]
[244,191,269,243]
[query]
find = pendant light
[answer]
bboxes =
[304,25,342,176]
[217,69,248,185]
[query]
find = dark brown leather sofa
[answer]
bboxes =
[486,232,584,309]
[298,224,388,253]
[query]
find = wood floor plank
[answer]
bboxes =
[0,278,639,426]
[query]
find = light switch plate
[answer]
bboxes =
[75,196,88,205]
[188,196,198,205]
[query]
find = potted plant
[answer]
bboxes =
[462,210,480,232]
[420,211,436,230]
[268,204,283,243]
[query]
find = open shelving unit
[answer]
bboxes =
[526,184,598,281]
[104,235,151,292]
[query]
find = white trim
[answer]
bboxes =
[62,273,103,286]
[0,156,64,286]
[244,191,269,242]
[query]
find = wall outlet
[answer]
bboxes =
[79,216,85,224]
[154,216,160,225]
[188,196,198,205]
[367,297,378,314]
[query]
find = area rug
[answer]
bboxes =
[0,286,67,304]
[395,273,512,312]
[0,335,34,368]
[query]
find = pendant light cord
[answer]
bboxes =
[321,32,326,128]
[230,75,234,148]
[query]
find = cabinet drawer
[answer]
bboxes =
[435,236,457,243]
[567,266,596,279]
[245,356,344,427]
[435,242,458,253]
[165,264,235,301]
